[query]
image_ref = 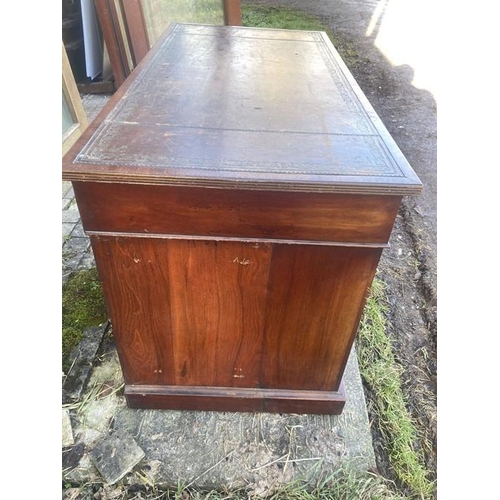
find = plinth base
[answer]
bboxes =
[125,380,346,415]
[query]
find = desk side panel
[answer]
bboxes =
[261,245,382,391]
[90,235,270,387]
[91,234,382,394]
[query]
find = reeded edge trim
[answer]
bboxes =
[62,173,423,196]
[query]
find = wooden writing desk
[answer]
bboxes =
[62,23,422,414]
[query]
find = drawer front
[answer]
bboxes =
[74,182,401,244]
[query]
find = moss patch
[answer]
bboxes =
[62,268,108,372]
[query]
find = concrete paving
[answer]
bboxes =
[63,333,375,493]
[62,91,377,492]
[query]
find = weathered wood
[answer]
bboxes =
[62,42,89,156]
[62,24,422,414]
[73,182,401,244]
[94,0,130,87]
[91,235,380,395]
[224,0,242,26]
[76,80,116,94]
[91,236,270,388]
[120,0,150,65]
[125,382,346,415]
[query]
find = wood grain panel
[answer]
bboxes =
[166,239,270,387]
[91,236,270,387]
[73,182,401,244]
[90,234,175,385]
[261,245,382,391]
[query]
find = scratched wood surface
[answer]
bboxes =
[91,235,380,393]
[91,236,270,387]
[73,182,401,245]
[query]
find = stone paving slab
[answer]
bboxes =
[63,324,109,403]
[63,341,375,494]
[89,430,146,485]
[62,409,75,448]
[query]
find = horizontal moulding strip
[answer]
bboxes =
[125,382,346,400]
[85,230,390,249]
[61,174,422,196]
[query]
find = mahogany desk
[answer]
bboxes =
[62,23,422,415]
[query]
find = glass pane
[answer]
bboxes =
[62,91,76,135]
[141,0,225,48]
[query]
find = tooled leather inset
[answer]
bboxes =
[75,24,403,179]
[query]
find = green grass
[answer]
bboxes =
[65,464,407,500]
[62,267,108,372]
[258,465,407,500]
[242,4,330,32]
[357,280,435,499]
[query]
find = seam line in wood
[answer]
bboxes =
[86,231,390,248]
